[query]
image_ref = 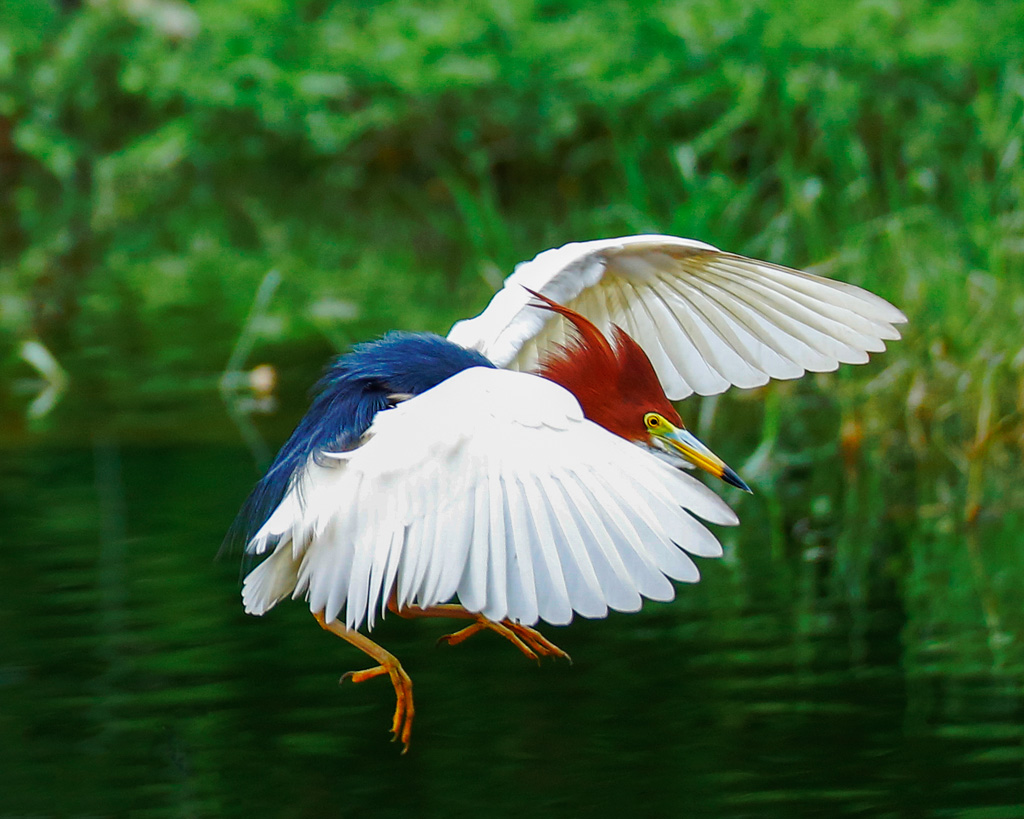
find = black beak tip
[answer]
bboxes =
[723,466,753,494]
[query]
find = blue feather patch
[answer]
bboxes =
[227,332,495,552]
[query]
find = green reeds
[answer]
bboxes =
[2,0,1023,669]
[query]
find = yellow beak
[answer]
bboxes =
[652,422,752,493]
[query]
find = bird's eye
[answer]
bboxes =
[644,413,660,429]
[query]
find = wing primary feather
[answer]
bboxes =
[608,274,724,395]
[575,473,675,601]
[729,255,907,324]
[604,274,631,327]
[457,481,491,614]
[608,440,739,526]
[320,527,353,628]
[517,475,573,625]
[659,275,808,379]
[642,276,766,386]
[550,312,571,351]
[719,260,896,344]
[484,465,509,622]
[654,277,804,382]
[590,470,704,580]
[619,280,693,397]
[363,499,389,629]
[553,472,643,612]
[625,475,725,558]
[626,277,736,394]
[668,271,812,364]
[537,473,608,618]
[500,472,540,625]
[679,271,835,371]
[379,526,405,621]
[395,472,433,611]
[706,261,882,357]
[577,285,613,340]
[612,277,695,397]
[426,493,476,610]
[418,476,470,610]
[411,495,441,608]
[698,269,861,365]
[370,495,405,627]
[344,494,375,629]
[242,540,302,615]
[652,278,790,384]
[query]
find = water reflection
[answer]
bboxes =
[1,444,1021,818]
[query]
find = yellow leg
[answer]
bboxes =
[390,602,572,664]
[312,611,414,753]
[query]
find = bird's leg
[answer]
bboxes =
[388,601,571,664]
[312,610,414,753]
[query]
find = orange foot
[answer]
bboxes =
[439,616,572,664]
[314,610,415,753]
[339,662,414,752]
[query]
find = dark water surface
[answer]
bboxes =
[2,443,1022,818]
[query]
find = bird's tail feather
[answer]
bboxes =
[242,542,302,615]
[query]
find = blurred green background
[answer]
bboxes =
[2,0,1023,816]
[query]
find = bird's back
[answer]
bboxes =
[228,332,494,552]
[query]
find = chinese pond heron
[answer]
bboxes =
[232,234,906,750]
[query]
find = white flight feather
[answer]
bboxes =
[535,472,607,618]
[446,234,906,400]
[518,475,573,624]
[241,367,738,629]
[243,234,906,629]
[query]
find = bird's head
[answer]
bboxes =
[531,291,750,492]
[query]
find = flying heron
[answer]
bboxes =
[232,234,906,750]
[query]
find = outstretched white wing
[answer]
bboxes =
[447,235,907,400]
[242,367,737,631]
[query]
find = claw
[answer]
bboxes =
[336,662,414,752]
[506,623,573,665]
[339,666,388,686]
[314,611,415,753]
[437,615,570,664]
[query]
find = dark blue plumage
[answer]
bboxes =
[229,332,495,550]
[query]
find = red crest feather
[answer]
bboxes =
[527,291,682,440]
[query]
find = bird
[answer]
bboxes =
[231,234,906,751]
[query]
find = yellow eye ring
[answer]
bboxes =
[644,413,662,430]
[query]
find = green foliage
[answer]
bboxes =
[1,2,1023,587]
[1,7,1023,803]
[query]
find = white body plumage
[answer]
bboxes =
[243,368,737,630]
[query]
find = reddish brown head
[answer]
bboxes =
[529,291,681,441]
[529,290,751,492]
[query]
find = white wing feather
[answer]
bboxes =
[446,235,907,399]
[242,367,737,630]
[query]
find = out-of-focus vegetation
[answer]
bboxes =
[1,1,1023,649]
[2,6,1024,813]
